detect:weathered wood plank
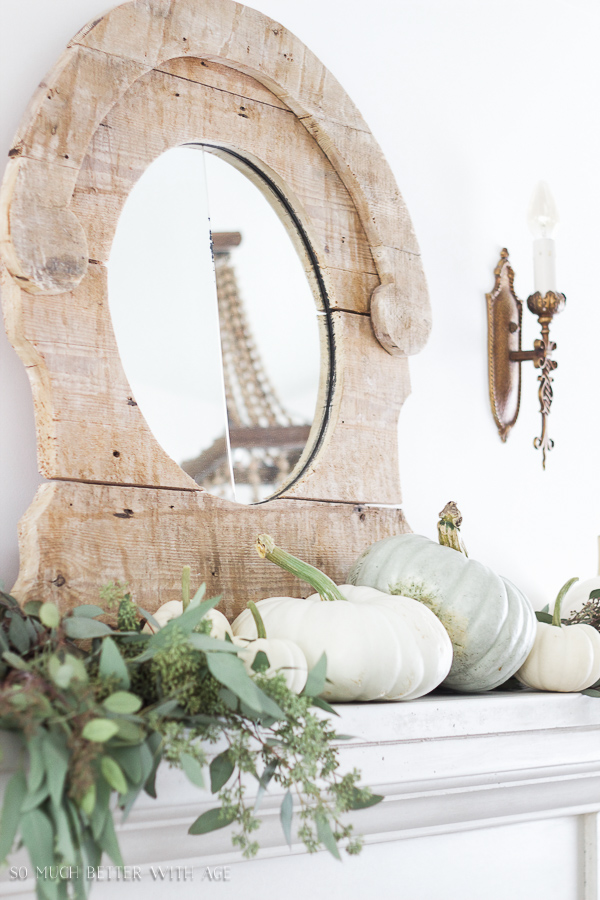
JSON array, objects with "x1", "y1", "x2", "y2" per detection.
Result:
[
  {"x1": 12, "y1": 482, "x2": 410, "y2": 619},
  {"x1": 71, "y1": 65, "x2": 378, "y2": 292},
  {"x1": 0, "y1": 0, "x2": 430, "y2": 610},
  {"x1": 2, "y1": 262, "x2": 199, "y2": 489},
  {"x1": 2, "y1": 0, "x2": 431, "y2": 358},
  {"x1": 157, "y1": 56, "x2": 291, "y2": 111},
  {"x1": 282, "y1": 310, "x2": 410, "y2": 504}
]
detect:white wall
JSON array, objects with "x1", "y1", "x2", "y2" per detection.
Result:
[{"x1": 1, "y1": 0, "x2": 599, "y2": 608}]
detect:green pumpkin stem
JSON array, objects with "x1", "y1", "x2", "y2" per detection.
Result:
[
  {"x1": 247, "y1": 600, "x2": 267, "y2": 639},
  {"x1": 256, "y1": 534, "x2": 347, "y2": 602},
  {"x1": 182, "y1": 565, "x2": 191, "y2": 610},
  {"x1": 552, "y1": 577, "x2": 579, "y2": 627},
  {"x1": 437, "y1": 502, "x2": 468, "y2": 557}
]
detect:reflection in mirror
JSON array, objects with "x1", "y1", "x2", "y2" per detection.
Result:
[{"x1": 107, "y1": 146, "x2": 322, "y2": 504}]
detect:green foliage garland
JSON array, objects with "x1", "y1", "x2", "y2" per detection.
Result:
[{"x1": 0, "y1": 584, "x2": 382, "y2": 899}]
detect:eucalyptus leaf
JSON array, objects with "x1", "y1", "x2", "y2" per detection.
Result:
[
  {"x1": 44, "y1": 731, "x2": 69, "y2": 808},
  {"x1": 251, "y1": 650, "x2": 270, "y2": 673},
  {"x1": 280, "y1": 790, "x2": 293, "y2": 847},
  {"x1": 535, "y1": 611, "x2": 554, "y2": 624},
  {"x1": 590, "y1": 589, "x2": 600, "y2": 600},
  {"x1": 143, "y1": 733, "x2": 163, "y2": 799},
  {"x1": 254, "y1": 758, "x2": 278, "y2": 811},
  {"x1": 210, "y1": 751, "x2": 234, "y2": 793},
  {"x1": 98, "y1": 809, "x2": 124, "y2": 867},
  {"x1": 103, "y1": 691, "x2": 142, "y2": 715},
  {"x1": 64, "y1": 617, "x2": 113, "y2": 639},
  {"x1": 302, "y1": 652, "x2": 328, "y2": 698},
  {"x1": 310, "y1": 696, "x2": 340, "y2": 716},
  {"x1": 90, "y1": 778, "x2": 111, "y2": 841},
  {"x1": 39, "y1": 602, "x2": 61, "y2": 629},
  {"x1": 189, "y1": 583, "x2": 206, "y2": 608},
  {"x1": 0, "y1": 591, "x2": 19, "y2": 608},
  {"x1": 21, "y1": 782, "x2": 50, "y2": 812},
  {"x1": 110, "y1": 746, "x2": 144, "y2": 785},
  {"x1": 181, "y1": 753, "x2": 205, "y2": 788},
  {"x1": 2, "y1": 650, "x2": 29, "y2": 671},
  {"x1": 20, "y1": 808, "x2": 57, "y2": 886},
  {"x1": 205, "y1": 652, "x2": 284, "y2": 719},
  {"x1": 188, "y1": 807, "x2": 236, "y2": 835},
  {"x1": 0, "y1": 770, "x2": 26, "y2": 863},
  {"x1": 80, "y1": 783, "x2": 96, "y2": 817},
  {"x1": 581, "y1": 688, "x2": 600, "y2": 698},
  {"x1": 82, "y1": 719, "x2": 120, "y2": 742},
  {"x1": 188, "y1": 633, "x2": 239, "y2": 653},
  {"x1": 114, "y1": 720, "x2": 146, "y2": 744},
  {"x1": 346, "y1": 787, "x2": 384, "y2": 810},
  {"x1": 8, "y1": 613, "x2": 31, "y2": 654},
  {"x1": 23, "y1": 600, "x2": 43, "y2": 617},
  {"x1": 315, "y1": 811, "x2": 341, "y2": 860},
  {"x1": 100, "y1": 756, "x2": 128, "y2": 794},
  {"x1": 27, "y1": 733, "x2": 46, "y2": 794},
  {"x1": 48, "y1": 800, "x2": 77, "y2": 864},
  {"x1": 71, "y1": 605, "x2": 106, "y2": 618},
  {"x1": 137, "y1": 607, "x2": 160, "y2": 632},
  {"x1": 218, "y1": 687, "x2": 239, "y2": 711},
  {"x1": 99, "y1": 636, "x2": 130, "y2": 689}
]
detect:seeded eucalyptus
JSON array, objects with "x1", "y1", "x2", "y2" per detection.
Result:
[{"x1": 0, "y1": 585, "x2": 379, "y2": 899}]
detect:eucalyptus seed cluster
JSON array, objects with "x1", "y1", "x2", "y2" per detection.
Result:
[
  {"x1": 150, "y1": 625, "x2": 225, "y2": 716},
  {"x1": 568, "y1": 598, "x2": 600, "y2": 630}
]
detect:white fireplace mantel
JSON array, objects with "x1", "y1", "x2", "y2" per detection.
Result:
[{"x1": 2, "y1": 691, "x2": 600, "y2": 900}]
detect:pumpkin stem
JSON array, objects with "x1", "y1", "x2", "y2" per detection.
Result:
[
  {"x1": 552, "y1": 577, "x2": 579, "y2": 627},
  {"x1": 256, "y1": 534, "x2": 347, "y2": 602},
  {"x1": 247, "y1": 600, "x2": 267, "y2": 639},
  {"x1": 437, "y1": 501, "x2": 468, "y2": 557},
  {"x1": 182, "y1": 565, "x2": 191, "y2": 610}
]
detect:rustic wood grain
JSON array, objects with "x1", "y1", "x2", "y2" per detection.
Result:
[
  {"x1": 1, "y1": 0, "x2": 431, "y2": 356},
  {"x1": 71, "y1": 65, "x2": 377, "y2": 296},
  {"x1": 13, "y1": 482, "x2": 410, "y2": 618},
  {"x1": 1, "y1": 0, "x2": 431, "y2": 609}
]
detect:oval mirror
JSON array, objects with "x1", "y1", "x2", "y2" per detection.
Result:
[{"x1": 107, "y1": 145, "x2": 323, "y2": 504}]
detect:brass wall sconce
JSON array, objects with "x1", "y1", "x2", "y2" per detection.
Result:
[{"x1": 486, "y1": 184, "x2": 565, "y2": 469}]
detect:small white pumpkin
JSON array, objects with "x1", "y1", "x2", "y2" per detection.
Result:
[
  {"x1": 234, "y1": 602, "x2": 308, "y2": 694},
  {"x1": 143, "y1": 600, "x2": 233, "y2": 641},
  {"x1": 516, "y1": 579, "x2": 600, "y2": 692},
  {"x1": 232, "y1": 535, "x2": 453, "y2": 703}
]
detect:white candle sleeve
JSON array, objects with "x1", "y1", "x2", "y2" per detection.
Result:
[{"x1": 532, "y1": 237, "x2": 557, "y2": 295}]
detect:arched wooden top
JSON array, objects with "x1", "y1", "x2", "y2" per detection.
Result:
[{"x1": 0, "y1": 0, "x2": 430, "y2": 357}]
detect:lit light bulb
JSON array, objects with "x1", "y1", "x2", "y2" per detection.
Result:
[
  {"x1": 527, "y1": 181, "x2": 559, "y2": 238},
  {"x1": 527, "y1": 182, "x2": 559, "y2": 294}
]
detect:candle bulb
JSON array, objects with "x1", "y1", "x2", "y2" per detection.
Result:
[{"x1": 527, "y1": 181, "x2": 559, "y2": 295}]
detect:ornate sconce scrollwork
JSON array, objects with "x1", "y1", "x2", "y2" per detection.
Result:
[{"x1": 486, "y1": 249, "x2": 565, "y2": 468}]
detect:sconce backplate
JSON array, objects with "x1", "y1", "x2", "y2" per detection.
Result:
[{"x1": 486, "y1": 249, "x2": 522, "y2": 441}]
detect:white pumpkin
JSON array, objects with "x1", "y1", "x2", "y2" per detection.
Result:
[
  {"x1": 233, "y1": 601, "x2": 308, "y2": 694},
  {"x1": 143, "y1": 601, "x2": 233, "y2": 641},
  {"x1": 516, "y1": 578, "x2": 600, "y2": 692},
  {"x1": 232, "y1": 535, "x2": 453, "y2": 703},
  {"x1": 235, "y1": 637, "x2": 308, "y2": 694},
  {"x1": 347, "y1": 503, "x2": 536, "y2": 693}
]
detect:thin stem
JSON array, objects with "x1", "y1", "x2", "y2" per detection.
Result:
[
  {"x1": 247, "y1": 602, "x2": 267, "y2": 639},
  {"x1": 552, "y1": 577, "x2": 579, "y2": 627},
  {"x1": 256, "y1": 535, "x2": 347, "y2": 602}
]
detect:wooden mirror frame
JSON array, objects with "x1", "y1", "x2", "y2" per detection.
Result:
[{"x1": 0, "y1": 0, "x2": 431, "y2": 618}]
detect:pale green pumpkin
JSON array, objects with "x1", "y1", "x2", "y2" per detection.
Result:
[{"x1": 347, "y1": 502, "x2": 536, "y2": 693}]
